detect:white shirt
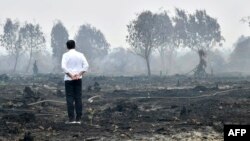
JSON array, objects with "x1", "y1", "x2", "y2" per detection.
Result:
[{"x1": 61, "y1": 49, "x2": 89, "y2": 81}]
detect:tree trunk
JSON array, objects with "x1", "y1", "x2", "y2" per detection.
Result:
[
  {"x1": 167, "y1": 50, "x2": 173, "y2": 75},
  {"x1": 53, "y1": 58, "x2": 60, "y2": 73},
  {"x1": 194, "y1": 49, "x2": 207, "y2": 78},
  {"x1": 145, "y1": 56, "x2": 151, "y2": 76},
  {"x1": 26, "y1": 48, "x2": 33, "y2": 73},
  {"x1": 160, "y1": 48, "x2": 166, "y2": 75},
  {"x1": 13, "y1": 53, "x2": 19, "y2": 73}
]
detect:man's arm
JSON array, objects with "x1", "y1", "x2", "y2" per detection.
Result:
[
  {"x1": 76, "y1": 54, "x2": 89, "y2": 79},
  {"x1": 65, "y1": 72, "x2": 75, "y2": 79},
  {"x1": 78, "y1": 71, "x2": 86, "y2": 76},
  {"x1": 62, "y1": 54, "x2": 75, "y2": 80}
]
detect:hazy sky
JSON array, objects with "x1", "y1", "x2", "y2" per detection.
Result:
[{"x1": 0, "y1": 0, "x2": 250, "y2": 49}]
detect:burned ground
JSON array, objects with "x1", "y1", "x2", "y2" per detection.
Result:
[{"x1": 0, "y1": 75, "x2": 249, "y2": 140}]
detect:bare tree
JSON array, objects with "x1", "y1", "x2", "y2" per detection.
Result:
[
  {"x1": 127, "y1": 11, "x2": 162, "y2": 76},
  {"x1": 75, "y1": 24, "x2": 109, "y2": 72},
  {"x1": 19, "y1": 23, "x2": 46, "y2": 73},
  {"x1": 173, "y1": 9, "x2": 189, "y2": 49},
  {"x1": 154, "y1": 12, "x2": 174, "y2": 75},
  {"x1": 51, "y1": 21, "x2": 69, "y2": 72},
  {"x1": 173, "y1": 9, "x2": 223, "y2": 78},
  {"x1": 187, "y1": 10, "x2": 224, "y2": 78},
  {"x1": 0, "y1": 19, "x2": 22, "y2": 72},
  {"x1": 229, "y1": 36, "x2": 250, "y2": 71}
]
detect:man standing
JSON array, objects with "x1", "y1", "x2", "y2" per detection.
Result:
[{"x1": 61, "y1": 40, "x2": 89, "y2": 124}]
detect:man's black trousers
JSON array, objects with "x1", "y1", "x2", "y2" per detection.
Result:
[{"x1": 65, "y1": 79, "x2": 82, "y2": 120}]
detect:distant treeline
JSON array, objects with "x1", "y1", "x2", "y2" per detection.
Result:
[{"x1": 0, "y1": 8, "x2": 249, "y2": 76}]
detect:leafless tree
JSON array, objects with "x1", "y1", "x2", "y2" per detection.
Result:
[
  {"x1": 19, "y1": 23, "x2": 46, "y2": 73},
  {"x1": 0, "y1": 19, "x2": 23, "y2": 72},
  {"x1": 127, "y1": 11, "x2": 164, "y2": 76}
]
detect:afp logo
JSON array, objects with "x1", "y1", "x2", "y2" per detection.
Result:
[{"x1": 224, "y1": 125, "x2": 249, "y2": 141}]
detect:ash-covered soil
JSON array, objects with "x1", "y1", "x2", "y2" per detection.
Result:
[{"x1": 0, "y1": 74, "x2": 249, "y2": 141}]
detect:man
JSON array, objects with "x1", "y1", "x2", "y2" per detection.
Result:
[{"x1": 61, "y1": 40, "x2": 89, "y2": 124}]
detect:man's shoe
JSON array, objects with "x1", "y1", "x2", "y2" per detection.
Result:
[
  {"x1": 75, "y1": 120, "x2": 81, "y2": 124},
  {"x1": 75, "y1": 117, "x2": 81, "y2": 124},
  {"x1": 75, "y1": 118, "x2": 81, "y2": 124},
  {"x1": 76, "y1": 116, "x2": 82, "y2": 124},
  {"x1": 65, "y1": 119, "x2": 76, "y2": 124}
]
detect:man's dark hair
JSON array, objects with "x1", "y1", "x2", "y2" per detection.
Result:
[{"x1": 66, "y1": 40, "x2": 76, "y2": 49}]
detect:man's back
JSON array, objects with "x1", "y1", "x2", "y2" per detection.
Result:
[{"x1": 61, "y1": 49, "x2": 89, "y2": 81}]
